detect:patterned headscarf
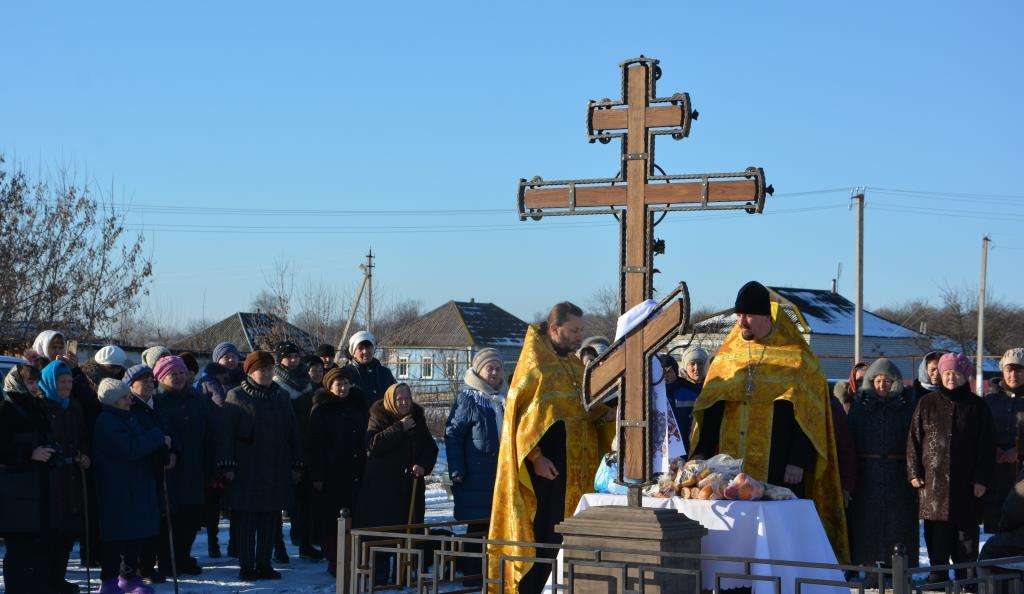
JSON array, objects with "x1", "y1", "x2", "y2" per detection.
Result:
[{"x1": 383, "y1": 382, "x2": 411, "y2": 417}]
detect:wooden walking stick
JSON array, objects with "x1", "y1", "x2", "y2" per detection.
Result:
[
  {"x1": 161, "y1": 473, "x2": 180, "y2": 594},
  {"x1": 79, "y1": 464, "x2": 92, "y2": 593},
  {"x1": 403, "y1": 474, "x2": 420, "y2": 587}
]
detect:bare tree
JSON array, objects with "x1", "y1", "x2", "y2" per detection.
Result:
[
  {"x1": 294, "y1": 278, "x2": 344, "y2": 347},
  {"x1": 0, "y1": 157, "x2": 153, "y2": 342},
  {"x1": 876, "y1": 286, "x2": 1024, "y2": 358}
]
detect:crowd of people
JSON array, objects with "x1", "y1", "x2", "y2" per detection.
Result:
[
  {"x1": 3, "y1": 284, "x2": 1024, "y2": 594},
  {"x1": 0, "y1": 329, "x2": 432, "y2": 594}
]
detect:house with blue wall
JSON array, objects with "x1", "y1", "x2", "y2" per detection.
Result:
[{"x1": 379, "y1": 300, "x2": 528, "y2": 395}]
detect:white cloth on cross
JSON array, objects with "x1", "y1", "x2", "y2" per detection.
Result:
[{"x1": 613, "y1": 299, "x2": 687, "y2": 474}]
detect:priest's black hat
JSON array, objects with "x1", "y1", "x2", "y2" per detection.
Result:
[{"x1": 735, "y1": 281, "x2": 771, "y2": 316}]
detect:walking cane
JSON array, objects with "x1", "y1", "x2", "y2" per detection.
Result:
[
  {"x1": 402, "y1": 475, "x2": 420, "y2": 587},
  {"x1": 161, "y1": 473, "x2": 180, "y2": 594},
  {"x1": 79, "y1": 464, "x2": 92, "y2": 593}
]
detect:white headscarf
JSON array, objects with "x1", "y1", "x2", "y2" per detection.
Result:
[
  {"x1": 32, "y1": 330, "x2": 65, "y2": 359},
  {"x1": 614, "y1": 300, "x2": 687, "y2": 473},
  {"x1": 348, "y1": 330, "x2": 376, "y2": 357}
]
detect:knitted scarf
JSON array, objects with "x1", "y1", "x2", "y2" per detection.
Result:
[
  {"x1": 273, "y1": 363, "x2": 310, "y2": 400},
  {"x1": 240, "y1": 378, "x2": 280, "y2": 400}
]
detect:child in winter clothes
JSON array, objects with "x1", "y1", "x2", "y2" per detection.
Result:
[{"x1": 92, "y1": 378, "x2": 170, "y2": 594}]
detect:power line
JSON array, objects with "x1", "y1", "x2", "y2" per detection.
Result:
[
  {"x1": 867, "y1": 186, "x2": 1024, "y2": 200},
  {"x1": 126, "y1": 202, "x2": 850, "y2": 235},
  {"x1": 100, "y1": 187, "x2": 854, "y2": 219}
]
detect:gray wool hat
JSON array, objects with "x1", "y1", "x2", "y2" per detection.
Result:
[
  {"x1": 97, "y1": 377, "x2": 130, "y2": 406},
  {"x1": 860, "y1": 357, "x2": 903, "y2": 396},
  {"x1": 680, "y1": 346, "x2": 709, "y2": 367}
]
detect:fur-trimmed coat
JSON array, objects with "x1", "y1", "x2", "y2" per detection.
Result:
[{"x1": 353, "y1": 400, "x2": 437, "y2": 529}]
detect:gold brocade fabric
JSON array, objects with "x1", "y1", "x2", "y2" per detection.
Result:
[
  {"x1": 690, "y1": 302, "x2": 849, "y2": 563},
  {"x1": 487, "y1": 325, "x2": 600, "y2": 593}
]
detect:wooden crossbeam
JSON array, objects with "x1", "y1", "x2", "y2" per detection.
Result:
[{"x1": 521, "y1": 172, "x2": 766, "y2": 211}]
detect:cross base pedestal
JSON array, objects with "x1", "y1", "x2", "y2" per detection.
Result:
[{"x1": 555, "y1": 504, "x2": 707, "y2": 594}]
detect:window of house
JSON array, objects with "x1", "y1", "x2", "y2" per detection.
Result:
[
  {"x1": 445, "y1": 357, "x2": 457, "y2": 378},
  {"x1": 422, "y1": 356, "x2": 433, "y2": 379},
  {"x1": 397, "y1": 356, "x2": 409, "y2": 379}
]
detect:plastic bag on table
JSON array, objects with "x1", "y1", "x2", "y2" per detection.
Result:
[
  {"x1": 723, "y1": 472, "x2": 766, "y2": 501},
  {"x1": 762, "y1": 483, "x2": 797, "y2": 500},
  {"x1": 704, "y1": 453, "x2": 743, "y2": 476},
  {"x1": 593, "y1": 454, "x2": 628, "y2": 495}
]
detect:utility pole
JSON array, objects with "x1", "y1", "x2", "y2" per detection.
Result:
[
  {"x1": 853, "y1": 189, "x2": 865, "y2": 365},
  {"x1": 337, "y1": 249, "x2": 376, "y2": 356},
  {"x1": 361, "y1": 249, "x2": 374, "y2": 336},
  {"x1": 977, "y1": 234, "x2": 990, "y2": 394}
]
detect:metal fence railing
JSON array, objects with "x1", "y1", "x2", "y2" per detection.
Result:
[{"x1": 334, "y1": 511, "x2": 1024, "y2": 594}]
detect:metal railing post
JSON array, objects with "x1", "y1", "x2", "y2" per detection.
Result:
[
  {"x1": 337, "y1": 508, "x2": 350, "y2": 594},
  {"x1": 892, "y1": 544, "x2": 909, "y2": 594}
]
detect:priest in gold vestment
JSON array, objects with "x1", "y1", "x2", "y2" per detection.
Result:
[
  {"x1": 691, "y1": 281, "x2": 849, "y2": 563},
  {"x1": 488, "y1": 302, "x2": 603, "y2": 594}
]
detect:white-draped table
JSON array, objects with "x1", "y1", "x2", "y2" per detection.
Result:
[{"x1": 545, "y1": 493, "x2": 846, "y2": 594}]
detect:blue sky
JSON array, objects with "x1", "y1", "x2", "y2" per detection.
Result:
[{"x1": 3, "y1": 1, "x2": 1022, "y2": 328}]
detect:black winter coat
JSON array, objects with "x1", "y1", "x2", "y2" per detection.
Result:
[
  {"x1": 983, "y1": 380, "x2": 1024, "y2": 531},
  {"x1": 353, "y1": 400, "x2": 437, "y2": 529},
  {"x1": 155, "y1": 386, "x2": 214, "y2": 507},
  {"x1": 130, "y1": 396, "x2": 170, "y2": 477},
  {"x1": 218, "y1": 380, "x2": 301, "y2": 512},
  {"x1": 344, "y1": 359, "x2": 396, "y2": 404},
  {"x1": 0, "y1": 391, "x2": 86, "y2": 535},
  {"x1": 308, "y1": 388, "x2": 368, "y2": 541},
  {"x1": 847, "y1": 389, "x2": 918, "y2": 566},
  {"x1": 908, "y1": 385, "x2": 996, "y2": 528}
]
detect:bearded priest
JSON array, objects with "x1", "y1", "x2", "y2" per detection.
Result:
[
  {"x1": 488, "y1": 301, "x2": 607, "y2": 594},
  {"x1": 690, "y1": 281, "x2": 849, "y2": 563}
]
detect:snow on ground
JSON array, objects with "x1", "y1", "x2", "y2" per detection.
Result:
[
  {"x1": 0, "y1": 443, "x2": 454, "y2": 594},
  {"x1": 0, "y1": 441, "x2": 998, "y2": 592}
]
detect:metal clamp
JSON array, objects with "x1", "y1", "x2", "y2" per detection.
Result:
[
  {"x1": 622, "y1": 266, "x2": 648, "y2": 274},
  {"x1": 623, "y1": 153, "x2": 648, "y2": 161}
]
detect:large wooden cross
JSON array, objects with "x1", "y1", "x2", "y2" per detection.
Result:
[{"x1": 517, "y1": 56, "x2": 772, "y2": 497}]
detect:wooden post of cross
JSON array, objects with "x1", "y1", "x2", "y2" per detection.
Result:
[{"x1": 517, "y1": 56, "x2": 772, "y2": 503}]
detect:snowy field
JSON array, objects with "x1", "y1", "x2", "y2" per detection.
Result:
[{"x1": 0, "y1": 441, "x2": 997, "y2": 592}]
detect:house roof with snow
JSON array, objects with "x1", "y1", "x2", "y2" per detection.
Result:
[
  {"x1": 383, "y1": 300, "x2": 528, "y2": 349},
  {"x1": 694, "y1": 287, "x2": 925, "y2": 339},
  {"x1": 173, "y1": 312, "x2": 317, "y2": 354}
]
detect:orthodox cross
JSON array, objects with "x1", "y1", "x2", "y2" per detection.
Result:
[{"x1": 516, "y1": 56, "x2": 772, "y2": 500}]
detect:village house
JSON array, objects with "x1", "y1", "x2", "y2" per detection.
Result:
[{"x1": 379, "y1": 299, "x2": 528, "y2": 395}]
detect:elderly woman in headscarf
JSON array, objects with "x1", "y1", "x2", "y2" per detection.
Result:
[
  {"x1": 1, "y1": 363, "x2": 88, "y2": 594},
  {"x1": 445, "y1": 349, "x2": 506, "y2": 523},
  {"x1": 845, "y1": 358, "x2": 918, "y2": 580},
  {"x1": 909, "y1": 353, "x2": 996, "y2": 583},
  {"x1": 355, "y1": 382, "x2": 438, "y2": 584},
  {"x1": 343, "y1": 331, "x2": 396, "y2": 403}
]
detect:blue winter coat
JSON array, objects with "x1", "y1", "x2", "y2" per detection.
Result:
[
  {"x1": 666, "y1": 378, "x2": 701, "y2": 452},
  {"x1": 443, "y1": 388, "x2": 502, "y2": 521},
  {"x1": 92, "y1": 405, "x2": 167, "y2": 542}
]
